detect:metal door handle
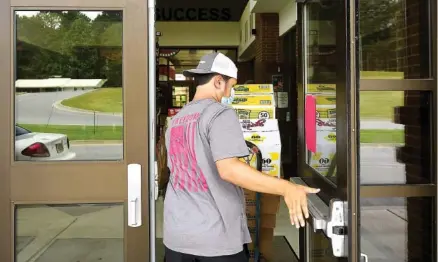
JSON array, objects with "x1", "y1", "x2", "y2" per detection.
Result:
[
  {"x1": 128, "y1": 163, "x2": 142, "y2": 227},
  {"x1": 292, "y1": 177, "x2": 348, "y2": 258}
]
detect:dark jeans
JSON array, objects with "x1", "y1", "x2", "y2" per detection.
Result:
[{"x1": 165, "y1": 245, "x2": 249, "y2": 262}]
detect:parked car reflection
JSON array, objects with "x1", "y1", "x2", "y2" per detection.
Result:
[{"x1": 15, "y1": 125, "x2": 76, "y2": 161}]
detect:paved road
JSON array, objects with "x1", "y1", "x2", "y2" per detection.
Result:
[
  {"x1": 71, "y1": 143, "x2": 405, "y2": 185},
  {"x1": 360, "y1": 120, "x2": 404, "y2": 130},
  {"x1": 16, "y1": 91, "x2": 122, "y2": 126},
  {"x1": 17, "y1": 91, "x2": 402, "y2": 129},
  {"x1": 71, "y1": 144, "x2": 123, "y2": 161},
  {"x1": 70, "y1": 143, "x2": 406, "y2": 207}
]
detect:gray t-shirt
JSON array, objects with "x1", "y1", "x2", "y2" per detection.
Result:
[{"x1": 163, "y1": 99, "x2": 252, "y2": 257}]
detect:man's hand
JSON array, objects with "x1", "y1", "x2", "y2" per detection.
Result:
[{"x1": 283, "y1": 183, "x2": 320, "y2": 228}]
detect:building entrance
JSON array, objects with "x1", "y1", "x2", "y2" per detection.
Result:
[{"x1": 0, "y1": 0, "x2": 436, "y2": 261}]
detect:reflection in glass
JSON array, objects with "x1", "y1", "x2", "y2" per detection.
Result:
[
  {"x1": 158, "y1": 57, "x2": 172, "y2": 81},
  {"x1": 172, "y1": 86, "x2": 189, "y2": 107},
  {"x1": 170, "y1": 49, "x2": 215, "y2": 66},
  {"x1": 308, "y1": 226, "x2": 338, "y2": 262},
  {"x1": 15, "y1": 204, "x2": 123, "y2": 262},
  {"x1": 304, "y1": 2, "x2": 340, "y2": 183},
  {"x1": 15, "y1": 11, "x2": 123, "y2": 161},
  {"x1": 359, "y1": 0, "x2": 430, "y2": 79},
  {"x1": 158, "y1": 49, "x2": 237, "y2": 82},
  {"x1": 361, "y1": 197, "x2": 434, "y2": 261},
  {"x1": 359, "y1": 91, "x2": 432, "y2": 184}
]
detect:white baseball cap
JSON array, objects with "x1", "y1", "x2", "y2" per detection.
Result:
[{"x1": 183, "y1": 52, "x2": 238, "y2": 79}]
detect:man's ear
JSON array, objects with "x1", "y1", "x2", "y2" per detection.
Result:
[{"x1": 212, "y1": 75, "x2": 221, "y2": 89}]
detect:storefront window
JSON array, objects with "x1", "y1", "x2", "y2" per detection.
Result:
[
  {"x1": 304, "y1": 2, "x2": 340, "y2": 184},
  {"x1": 359, "y1": 90, "x2": 432, "y2": 184},
  {"x1": 361, "y1": 197, "x2": 434, "y2": 261},
  {"x1": 15, "y1": 10, "x2": 124, "y2": 161},
  {"x1": 359, "y1": 0, "x2": 430, "y2": 79}
]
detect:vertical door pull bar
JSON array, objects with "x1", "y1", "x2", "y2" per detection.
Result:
[{"x1": 128, "y1": 163, "x2": 142, "y2": 227}]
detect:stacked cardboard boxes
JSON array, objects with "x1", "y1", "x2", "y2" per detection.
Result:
[
  {"x1": 245, "y1": 189, "x2": 280, "y2": 261},
  {"x1": 305, "y1": 84, "x2": 336, "y2": 176},
  {"x1": 232, "y1": 84, "x2": 282, "y2": 261},
  {"x1": 232, "y1": 84, "x2": 276, "y2": 120},
  {"x1": 240, "y1": 119, "x2": 282, "y2": 179}
]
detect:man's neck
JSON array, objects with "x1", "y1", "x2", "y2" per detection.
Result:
[{"x1": 192, "y1": 88, "x2": 219, "y2": 102}]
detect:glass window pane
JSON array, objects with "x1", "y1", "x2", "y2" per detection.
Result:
[
  {"x1": 308, "y1": 226, "x2": 338, "y2": 262},
  {"x1": 15, "y1": 203, "x2": 123, "y2": 261},
  {"x1": 361, "y1": 197, "x2": 434, "y2": 261},
  {"x1": 359, "y1": 0, "x2": 430, "y2": 79},
  {"x1": 359, "y1": 91, "x2": 432, "y2": 184},
  {"x1": 171, "y1": 49, "x2": 215, "y2": 66},
  {"x1": 304, "y1": 2, "x2": 341, "y2": 184},
  {"x1": 15, "y1": 11, "x2": 123, "y2": 161},
  {"x1": 172, "y1": 86, "x2": 189, "y2": 107}
]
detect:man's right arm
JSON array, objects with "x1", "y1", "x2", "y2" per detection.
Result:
[
  {"x1": 216, "y1": 158, "x2": 319, "y2": 228},
  {"x1": 207, "y1": 107, "x2": 319, "y2": 228}
]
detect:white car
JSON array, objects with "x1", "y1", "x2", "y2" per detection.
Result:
[{"x1": 15, "y1": 125, "x2": 76, "y2": 161}]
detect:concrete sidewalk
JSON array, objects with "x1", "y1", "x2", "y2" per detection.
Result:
[
  {"x1": 16, "y1": 199, "x2": 407, "y2": 262},
  {"x1": 16, "y1": 204, "x2": 123, "y2": 262}
]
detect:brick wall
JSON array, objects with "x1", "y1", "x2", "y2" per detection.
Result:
[
  {"x1": 254, "y1": 13, "x2": 280, "y2": 83},
  {"x1": 390, "y1": 0, "x2": 433, "y2": 260}
]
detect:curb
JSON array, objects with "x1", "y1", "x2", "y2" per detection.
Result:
[
  {"x1": 71, "y1": 140, "x2": 122, "y2": 145},
  {"x1": 360, "y1": 143, "x2": 403, "y2": 147}
]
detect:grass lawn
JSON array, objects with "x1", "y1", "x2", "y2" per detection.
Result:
[
  {"x1": 360, "y1": 129, "x2": 404, "y2": 144},
  {"x1": 360, "y1": 91, "x2": 403, "y2": 119},
  {"x1": 19, "y1": 124, "x2": 122, "y2": 141},
  {"x1": 61, "y1": 88, "x2": 122, "y2": 113},
  {"x1": 62, "y1": 88, "x2": 402, "y2": 121},
  {"x1": 19, "y1": 124, "x2": 403, "y2": 144}
]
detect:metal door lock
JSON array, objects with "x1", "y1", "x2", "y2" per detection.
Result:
[
  {"x1": 292, "y1": 178, "x2": 368, "y2": 260},
  {"x1": 316, "y1": 199, "x2": 348, "y2": 257},
  {"x1": 306, "y1": 193, "x2": 348, "y2": 257}
]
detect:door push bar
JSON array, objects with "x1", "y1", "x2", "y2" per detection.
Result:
[{"x1": 291, "y1": 178, "x2": 368, "y2": 261}]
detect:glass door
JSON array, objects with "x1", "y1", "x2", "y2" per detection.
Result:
[
  {"x1": 297, "y1": 0, "x2": 361, "y2": 261},
  {"x1": 0, "y1": 0, "x2": 151, "y2": 261}
]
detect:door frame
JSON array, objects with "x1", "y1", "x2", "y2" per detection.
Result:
[
  {"x1": 296, "y1": 0, "x2": 360, "y2": 260},
  {"x1": 297, "y1": 0, "x2": 437, "y2": 261},
  {"x1": 0, "y1": 0, "x2": 151, "y2": 261}
]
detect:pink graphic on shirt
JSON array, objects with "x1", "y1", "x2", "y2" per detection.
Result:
[{"x1": 168, "y1": 113, "x2": 208, "y2": 192}]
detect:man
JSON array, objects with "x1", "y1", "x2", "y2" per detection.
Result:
[{"x1": 164, "y1": 52, "x2": 319, "y2": 262}]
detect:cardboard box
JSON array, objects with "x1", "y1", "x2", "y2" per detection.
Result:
[
  {"x1": 246, "y1": 195, "x2": 281, "y2": 215},
  {"x1": 309, "y1": 143, "x2": 336, "y2": 176},
  {"x1": 233, "y1": 106, "x2": 276, "y2": 120},
  {"x1": 240, "y1": 119, "x2": 282, "y2": 178},
  {"x1": 245, "y1": 189, "x2": 281, "y2": 217},
  {"x1": 306, "y1": 83, "x2": 336, "y2": 93},
  {"x1": 247, "y1": 215, "x2": 277, "y2": 229},
  {"x1": 232, "y1": 94, "x2": 276, "y2": 107},
  {"x1": 308, "y1": 94, "x2": 337, "y2": 176},
  {"x1": 231, "y1": 84, "x2": 276, "y2": 120},
  {"x1": 247, "y1": 228, "x2": 275, "y2": 262},
  {"x1": 233, "y1": 84, "x2": 274, "y2": 94}
]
